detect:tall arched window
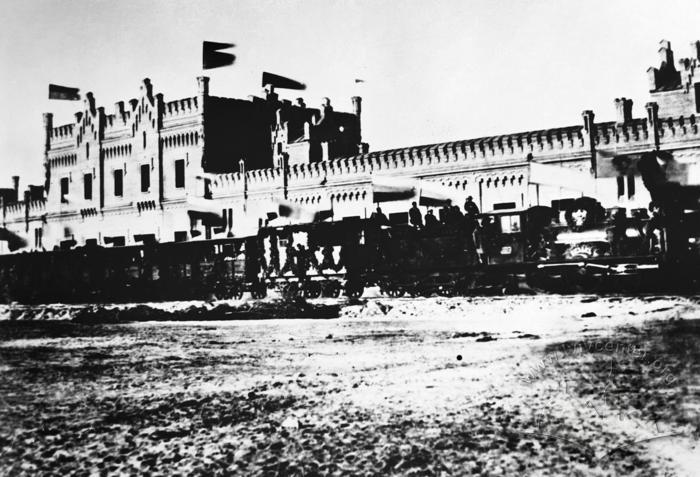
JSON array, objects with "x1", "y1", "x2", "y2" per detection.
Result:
[
  {"x1": 143, "y1": 131, "x2": 147, "y2": 149},
  {"x1": 85, "y1": 142, "x2": 90, "y2": 159}
]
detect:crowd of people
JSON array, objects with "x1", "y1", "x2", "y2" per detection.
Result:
[{"x1": 371, "y1": 196, "x2": 482, "y2": 231}]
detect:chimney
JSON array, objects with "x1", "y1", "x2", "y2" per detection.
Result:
[
  {"x1": 12, "y1": 176, "x2": 19, "y2": 200},
  {"x1": 129, "y1": 98, "x2": 138, "y2": 111},
  {"x1": 43, "y1": 113, "x2": 53, "y2": 152},
  {"x1": 295, "y1": 98, "x2": 306, "y2": 108},
  {"x1": 614, "y1": 98, "x2": 633, "y2": 124},
  {"x1": 646, "y1": 101, "x2": 659, "y2": 125},
  {"x1": 658, "y1": 40, "x2": 676, "y2": 70},
  {"x1": 196, "y1": 76, "x2": 209, "y2": 96},
  {"x1": 85, "y1": 92, "x2": 96, "y2": 115},
  {"x1": 351, "y1": 96, "x2": 362, "y2": 118},
  {"x1": 141, "y1": 78, "x2": 153, "y2": 100},
  {"x1": 582, "y1": 110, "x2": 595, "y2": 133}
]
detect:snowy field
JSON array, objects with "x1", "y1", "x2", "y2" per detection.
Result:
[{"x1": 0, "y1": 294, "x2": 699, "y2": 476}]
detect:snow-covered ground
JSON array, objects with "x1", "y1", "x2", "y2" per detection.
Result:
[{"x1": 0, "y1": 294, "x2": 698, "y2": 475}]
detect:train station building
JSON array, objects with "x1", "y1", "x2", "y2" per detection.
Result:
[{"x1": 2, "y1": 40, "x2": 700, "y2": 253}]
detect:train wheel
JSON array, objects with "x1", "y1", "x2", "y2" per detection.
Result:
[
  {"x1": 332, "y1": 282, "x2": 342, "y2": 297},
  {"x1": 304, "y1": 282, "x2": 322, "y2": 299},
  {"x1": 283, "y1": 282, "x2": 300, "y2": 299},
  {"x1": 345, "y1": 282, "x2": 364, "y2": 299},
  {"x1": 322, "y1": 281, "x2": 341, "y2": 298},
  {"x1": 232, "y1": 288, "x2": 244, "y2": 300},
  {"x1": 386, "y1": 287, "x2": 404, "y2": 298},
  {"x1": 437, "y1": 284, "x2": 456, "y2": 297},
  {"x1": 251, "y1": 283, "x2": 267, "y2": 299}
]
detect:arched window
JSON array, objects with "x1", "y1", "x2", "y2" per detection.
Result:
[
  {"x1": 85, "y1": 142, "x2": 90, "y2": 159},
  {"x1": 143, "y1": 131, "x2": 147, "y2": 149}
]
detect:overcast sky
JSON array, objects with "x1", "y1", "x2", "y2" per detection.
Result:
[{"x1": 1, "y1": 0, "x2": 699, "y2": 187}]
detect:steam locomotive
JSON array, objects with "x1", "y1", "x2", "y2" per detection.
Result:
[{"x1": 1, "y1": 195, "x2": 699, "y2": 304}]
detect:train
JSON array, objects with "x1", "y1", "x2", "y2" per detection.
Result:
[{"x1": 1, "y1": 193, "x2": 699, "y2": 304}]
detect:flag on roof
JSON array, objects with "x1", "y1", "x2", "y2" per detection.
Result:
[
  {"x1": 49, "y1": 84, "x2": 80, "y2": 101},
  {"x1": 262, "y1": 72, "x2": 306, "y2": 90},
  {"x1": 203, "y1": 41, "x2": 236, "y2": 70}
]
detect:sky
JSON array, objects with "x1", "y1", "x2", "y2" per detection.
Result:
[{"x1": 1, "y1": 0, "x2": 699, "y2": 187}]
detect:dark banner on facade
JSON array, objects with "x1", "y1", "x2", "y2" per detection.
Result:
[{"x1": 595, "y1": 150, "x2": 643, "y2": 178}]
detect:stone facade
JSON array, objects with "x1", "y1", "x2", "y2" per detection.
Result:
[{"x1": 2, "y1": 40, "x2": 700, "y2": 254}]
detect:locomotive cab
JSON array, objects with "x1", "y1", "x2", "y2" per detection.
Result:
[{"x1": 478, "y1": 209, "x2": 532, "y2": 265}]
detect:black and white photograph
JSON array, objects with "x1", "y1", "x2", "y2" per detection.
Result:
[{"x1": 1, "y1": 0, "x2": 699, "y2": 475}]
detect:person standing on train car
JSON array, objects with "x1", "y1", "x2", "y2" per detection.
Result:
[
  {"x1": 425, "y1": 209, "x2": 439, "y2": 231},
  {"x1": 610, "y1": 209, "x2": 628, "y2": 256},
  {"x1": 409, "y1": 202, "x2": 423, "y2": 229},
  {"x1": 646, "y1": 201, "x2": 665, "y2": 253},
  {"x1": 371, "y1": 206, "x2": 389, "y2": 225},
  {"x1": 320, "y1": 245, "x2": 336, "y2": 272},
  {"x1": 464, "y1": 196, "x2": 480, "y2": 217},
  {"x1": 295, "y1": 244, "x2": 309, "y2": 278},
  {"x1": 280, "y1": 242, "x2": 296, "y2": 275}
]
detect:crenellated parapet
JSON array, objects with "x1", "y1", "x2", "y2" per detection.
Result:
[
  {"x1": 4, "y1": 201, "x2": 25, "y2": 219},
  {"x1": 595, "y1": 118, "x2": 650, "y2": 146},
  {"x1": 163, "y1": 97, "x2": 200, "y2": 120},
  {"x1": 27, "y1": 199, "x2": 46, "y2": 214},
  {"x1": 657, "y1": 113, "x2": 700, "y2": 146}
]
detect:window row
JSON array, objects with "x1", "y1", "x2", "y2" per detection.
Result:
[{"x1": 59, "y1": 159, "x2": 186, "y2": 202}]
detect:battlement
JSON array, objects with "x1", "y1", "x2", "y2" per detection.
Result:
[
  {"x1": 163, "y1": 97, "x2": 199, "y2": 119},
  {"x1": 657, "y1": 113, "x2": 700, "y2": 145},
  {"x1": 594, "y1": 118, "x2": 650, "y2": 146},
  {"x1": 50, "y1": 124, "x2": 75, "y2": 148},
  {"x1": 28, "y1": 199, "x2": 46, "y2": 213},
  {"x1": 1, "y1": 198, "x2": 46, "y2": 227}
]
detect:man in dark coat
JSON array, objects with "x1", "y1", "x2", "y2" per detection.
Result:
[
  {"x1": 409, "y1": 202, "x2": 423, "y2": 228},
  {"x1": 464, "y1": 196, "x2": 480, "y2": 217},
  {"x1": 425, "y1": 209, "x2": 439, "y2": 230}
]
